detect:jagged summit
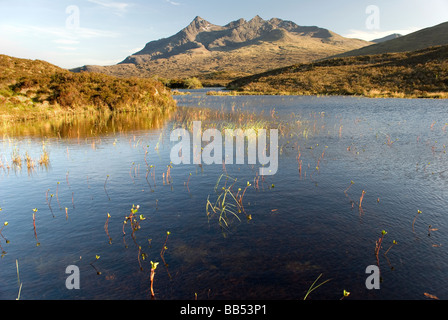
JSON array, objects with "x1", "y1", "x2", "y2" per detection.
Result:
[
  {"x1": 75, "y1": 16, "x2": 371, "y2": 81},
  {"x1": 121, "y1": 15, "x2": 352, "y2": 64}
]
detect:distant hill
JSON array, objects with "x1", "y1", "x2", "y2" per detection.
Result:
[
  {"x1": 0, "y1": 54, "x2": 176, "y2": 119},
  {"x1": 372, "y1": 33, "x2": 402, "y2": 43},
  {"x1": 72, "y1": 16, "x2": 371, "y2": 85},
  {"x1": 335, "y1": 21, "x2": 448, "y2": 58},
  {"x1": 227, "y1": 45, "x2": 448, "y2": 98}
]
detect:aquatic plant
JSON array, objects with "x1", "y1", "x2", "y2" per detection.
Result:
[
  {"x1": 150, "y1": 261, "x2": 159, "y2": 299},
  {"x1": 104, "y1": 213, "x2": 112, "y2": 244},
  {"x1": 104, "y1": 175, "x2": 110, "y2": 201},
  {"x1": 122, "y1": 204, "x2": 141, "y2": 236},
  {"x1": 46, "y1": 190, "x2": 55, "y2": 218},
  {"x1": 160, "y1": 231, "x2": 170, "y2": 260},
  {"x1": 303, "y1": 273, "x2": 331, "y2": 300},
  {"x1": 56, "y1": 182, "x2": 61, "y2": 210},
  {"x1": 32, "y1": 208, "x2": 40, "y2": 246},
  {"x1": 374, "y1": 230, "x2": 387, "y2": 262},
  {"x1": 38, "y1": 149, "x2": 50, "y2": 168},
  {"x1": 11, "y1": 148, "x2": 22, "y2": 169},
  {"x1": 15, "y1": 259, "x2": 22, "y2": 300},
  {"x1": 206, "y1": 174, "x2": 249, "y2": 230},
  {"x1": 90, "y1": 255, "x2": 101, "y2": 275},
  {"x1": 340, "y1": 290, "x2": 351, "y2": 300},
  {"x1": 384, "y1": 240, "x2": 397, "y2": 256},
  {"x1": 0, "y1": 219, "x2": 9, "y2": 256},
  {"x1": 412, "y1": 210, "x2": 422, "y2": 232},
  {"x1": 344, "y1": 180, "x2": 355, "y2": 194},
  {"x1": 428, "y1": 225, "x2": 438, "y2": 237},
  {"x1": 359, "y1": 190, "x2": 366, "y2": 209},
  {"x1": 25, "y1": 152, "x2": 35, "y2": 173}
]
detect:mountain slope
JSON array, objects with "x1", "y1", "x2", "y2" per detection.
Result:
[
  {"x1": 335, "y1": 21, "x2": 448, "y2": 58},
  {"x1": 0, "y1": 54, "x2": 176, "y2": 119},
  {"x1": 73, "y1": 16, "x2": 371, "y2": 84},
  {"x1": 227, "y1": 45, "x2": 448, "y2": 98}
]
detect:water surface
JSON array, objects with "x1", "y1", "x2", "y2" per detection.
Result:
[{"x1": 1, "y1": 92, "x2": 447, "y2": 300}]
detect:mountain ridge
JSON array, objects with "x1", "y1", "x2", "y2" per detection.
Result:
[
  {"x1": 334, "y1": 21, "x2": 448, "y2": 58},
  {"x1": 72, "y1": 16, "x2": 372, "y2": 84}
]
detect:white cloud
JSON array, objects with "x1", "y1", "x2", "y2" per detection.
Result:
[
  {"x1": 343, "y1": 27, "x2": 420, "y2": 41},
  {"x1": 57, "y1": 46, "x2": 78, "y2": 51},
  {"x1": 53, "y1": 39, "x2": 80, "y2": 45},
  {"x1": 87, "y1": 0, "x2": 131, "y2": 14},
  {"x1": 165, "y1": 0, "x2": 181, "y2": 5},
  {"x1": 0, "y1": 24, "x2": 120, "y2": 41}
]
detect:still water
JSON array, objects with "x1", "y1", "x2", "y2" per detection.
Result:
[{"x1": 1, "y1": 91, "x2": 447, "y2": 300}]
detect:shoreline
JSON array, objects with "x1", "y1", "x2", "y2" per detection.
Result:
[{"x1": 206, "y1": 89, "x2": 448, "y2": 99}]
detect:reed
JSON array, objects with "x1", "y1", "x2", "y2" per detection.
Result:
[
  {"x1": 206, "y1": 174, "x2": 249, "y2": 230},
  {"x1": 11, "y1": 148, "x2": 21, "y2": 169},
  {"x1": 15, "y1": 259, "x2": 22, "y2": 300},
  {"x1": 303, "y1": 273, "x2": 331, "y2": 300},
  {"x1": 38, "y1": 149, "x2": 50, "y2": 167},
  {"x1": 25, "y1": 152, "x2": 35, "y2": 172}
]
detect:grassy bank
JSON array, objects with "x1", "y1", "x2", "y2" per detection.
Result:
[
  {"x1": 227, "y1": 45, "x2": 448, "y2": 99},
  {"x1": 0, "y1": 54, "x2": 177, "y2": 121}
]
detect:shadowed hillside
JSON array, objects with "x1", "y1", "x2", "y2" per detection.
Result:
[
  {"x1": 227, "y1": 45, "x2": 448, "y2": 98},
  {"x1": 334, "y1": 21, "x2": 448, "y2": 58}
]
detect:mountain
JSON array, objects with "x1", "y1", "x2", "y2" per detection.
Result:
[
  {"x1": 372, "y1": 33, "x2": 402, "y2": 43},
  {"x1": 334, "y1": 21, "x2": 448, "y2": 58},
  {"x1": 227, "y1": 44, "x2": 448, "y2": 99},
  {"x1": 73, "y1": 16, "x2": 371, "y2": 85}
]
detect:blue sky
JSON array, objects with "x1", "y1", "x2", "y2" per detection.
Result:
[{"x1": 1, "y1": 0, "x2": 447, "y2": 69}]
